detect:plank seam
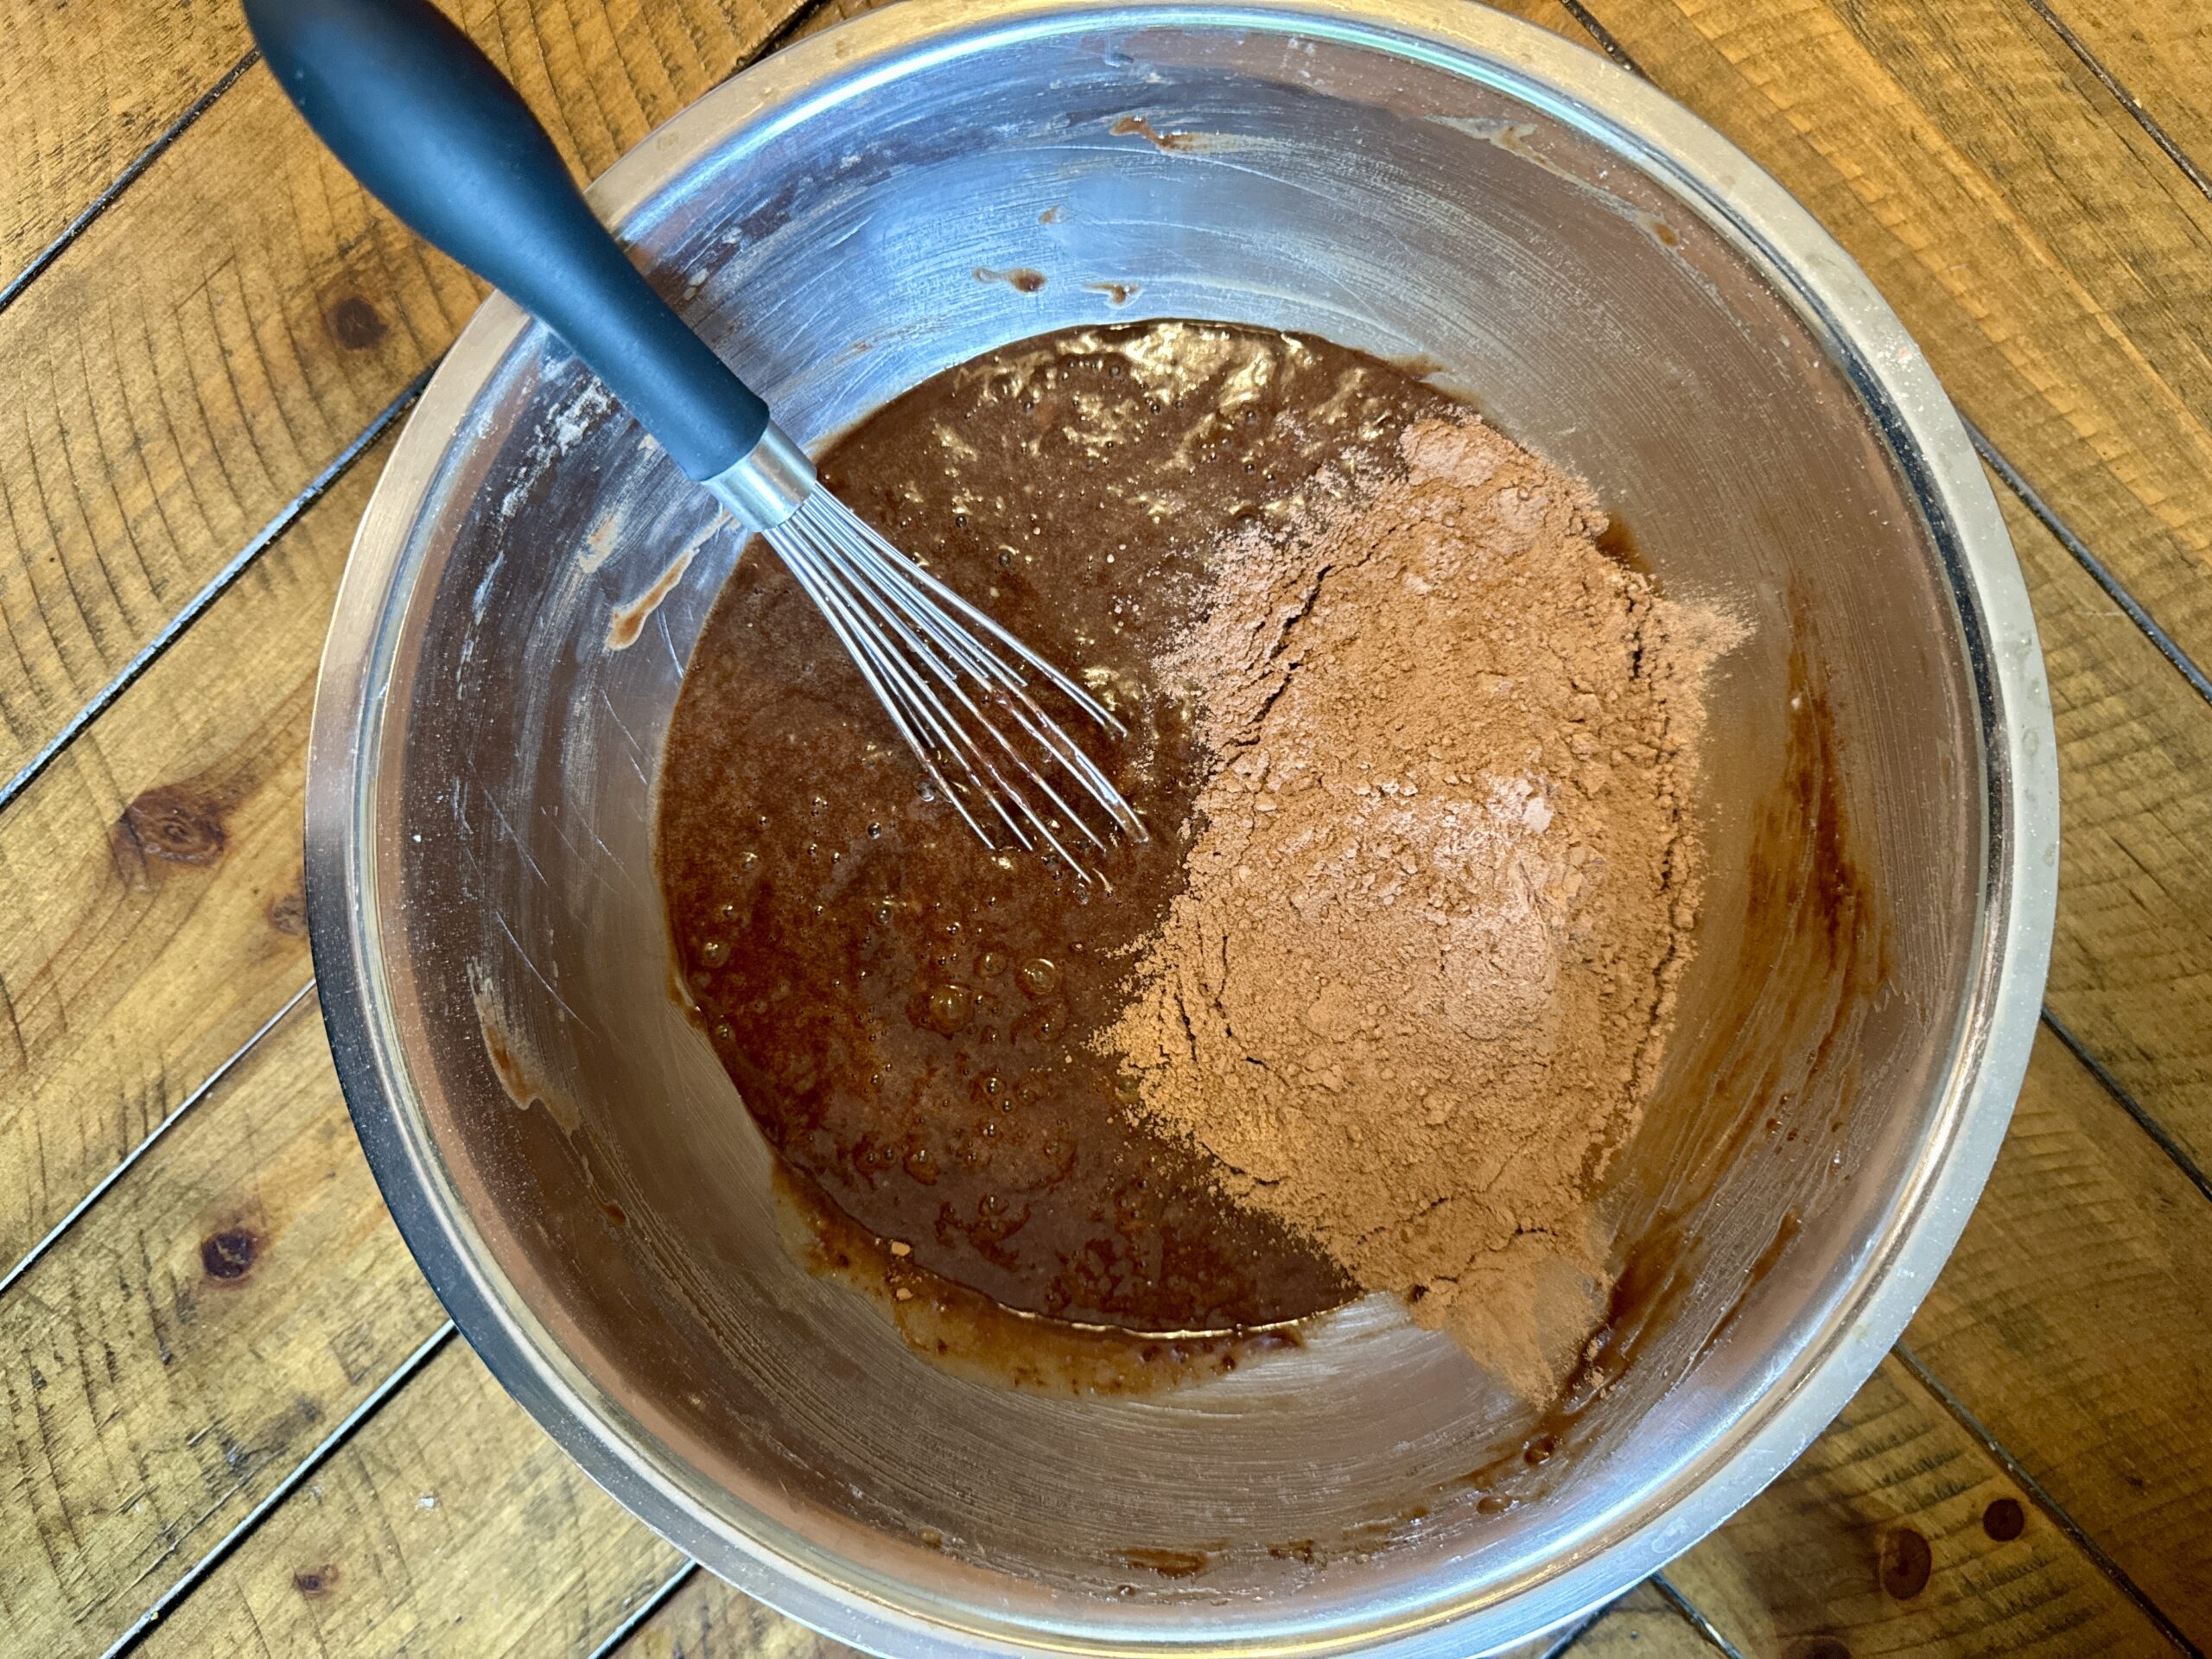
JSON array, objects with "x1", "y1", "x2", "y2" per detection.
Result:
[
  {"x1": 0, "y1": 978, "x2": 315, "y2": 1306},
  {"x1": 1967, "y1": 420, "x2": 2212, "y2": 710},
  {"x1": 1561, "y1": 1, "x2": 2212, "y2": 714},
  {"x1": 2041, "y1": 1007, "x2": 2212, "y2": 1205},
  {"x1": 0, "y1": 51, "x2": 263, "y2": 319},
  {"x1": 0, "y1": 0, "x2": 830, "y2": 822},
  {"x1": 1648, "y1": 1571, "x2": 1749, "y2": 1659},
  {"x1": 760, "y1": 0, "x2": 851, "y2": 57},
  {"x1": 2014, "y1": 0, "x2": 2212, "y2": 204},
  {"x1": 102, "y1": 1319, "x2": 459, "y2": 1659},
  {"x1": 1891, "y1": 1341, "x2": 2202, "y2": 1656},
  {"x1": 0, "y1": 370, "x2": 429, "y2": 820},
  {"x1": 587, "y1": 1559, "x2": 701, "y2": 1658},
  {"x1": 1551, "y1": 0, "x2": 1643, "y2": 74}
]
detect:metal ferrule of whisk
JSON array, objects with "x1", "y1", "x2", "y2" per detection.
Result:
[{"x1": 709, "y1": 425, "x2": 1148, "y2": 879}]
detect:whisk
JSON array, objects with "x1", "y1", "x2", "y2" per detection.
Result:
[{"x1": 246, "y1": 0, "x2": 1143, "y2": 876}]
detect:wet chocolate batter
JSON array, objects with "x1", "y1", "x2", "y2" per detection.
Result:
[{"x1": 658, "y1": 321, "x2": 1458, "y2": 1332}]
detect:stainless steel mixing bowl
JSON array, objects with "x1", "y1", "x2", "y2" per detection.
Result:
[{"x1": 305, "y1": 2, "x2": 2057, "y2": 1651}]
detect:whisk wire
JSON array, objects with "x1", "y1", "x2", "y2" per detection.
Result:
[
  {"x1": 802, "y1": 521, "x2": 1091, "y2": 872},
  {"x1": 758, "y1": 491, "x2": 1140, "y2": 877},
  {"x1": 767, "y1": 523, "x2": 999, "y2": 850},
  {"x1": 834, "y1": 576, "x2": 1096, "y2": 870},
  {"x1": 836, "y1": 507, "x2": 1132, "y2": 739},
  {"x1": 820, "y1": 507, "x2": 1147, "y2": 845},
  {"x1": 814, "y1": 536, "x2": 1116, "y2": 858},
  {"x1": 775, "y1": 512, "x2": 1047, "y2": 855}
]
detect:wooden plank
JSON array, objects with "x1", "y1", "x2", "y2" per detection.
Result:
[
  {"x1": 787, "y1": 0, "x2": 895, "y2": 35},
  {"x1": 36, "y1": 1027, "x2": 2163, "y2": 1656},
  {"x1": 1669, "y1": 1353, "x2": 2178, "y2": 1656},
  {"x1": 0, "y1": 437, "x2": 380, "y2": 1280},
  {"x1": 137, "y1": 1338, "x2": 683, "y2": 1658},
  {"x1": 1513, "y1": 10, "x2": 2212, "y2": 1583},
  {"x1": 609, "y1": 1567, "x2": 858, "y2": 1659},
  {"x1": 1568, "y1": 0, "x2": 2212, "y2": 707},
  {"x1": 9, "y1": 831, "x2": 2167, "y2": 1654},
  {"x1": 2033, "y1": 0, "x2": 2212, "y2": 186},
  {"x1": 1459, "y1": 22, "x2": 2212, "y2": 1630},
  {"x1": 1503, "y1": 26, "x2": 2212, "y2": 1611},
  {"x1": 1903, "y1": 1025, "x2": 2212, "y2": 1635},
  {"x1": 0, "y1": 0, "x2": 812, "y2": 1306},
  {"x1": 2003, "y1": 478, "x2": 2212, "y2": 1172},
  {"x1": 0, "y1": 0, "x2": 807, "y2": 790},
  {"x1": 0, "y1": 1005, "x2": 446, "y2": 1653},
  {"x1": 1527, "y1": 3, "x2": 2212, "y2": 1627},
  {"x1": 0, "y1": 4, "x2": 249, "y2": 287},
  {"x1": 0, "y1": 914, "x2": 1706, "y2": 1659},
  {"x1": 1567, "y1": 1584, "x2": 1723, "y2": 1659},
  {"x1": 1636, "y1": 1030, "x2": 2212, "y2": 1656}
]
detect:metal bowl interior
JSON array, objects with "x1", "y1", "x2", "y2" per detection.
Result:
[{"x1": 306, "y1": 2, "x2": 2056, "y2": 1653}]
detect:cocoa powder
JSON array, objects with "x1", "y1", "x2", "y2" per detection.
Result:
[{"x1": 1106, "y1": 416, "x2": 1732, "y2": 1398}]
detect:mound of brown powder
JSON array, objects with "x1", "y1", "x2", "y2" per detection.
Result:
[{"x1": 1106, "y1": 416, "x2": 1731, "y2": 1400}]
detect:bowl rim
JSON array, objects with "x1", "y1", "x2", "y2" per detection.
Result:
[{"x1": 305, "y1": 2, "x2": 2059, "y2": 1652}]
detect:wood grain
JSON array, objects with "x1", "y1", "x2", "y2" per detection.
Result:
[
  {"x1": 138, "y1": 1338, "x2": 683, "y2": 1658},
  {"x1": 2005, "y1": 477, "x2": 2212, "y2": 1173},
  {"x1": 0, "y1": 1005, "x2": 444, "y2": 1655},
  {"x1": 1669, "y1": 1353, "x2": 2179, "y2": 1656},
  {"x1": 1520, "y1": 12, "x2": 2212, "y2": 1600},
  {"x1": 2021, "y1": 0, "x2": 2212, "y2": 197},
  {"x1": 1567, "y1": 1583, "x2": 1723, "y2": 1658},
  {"x1": 1568, "y1": 0, "x2": 2212, "y2": 702},
  {"x1": 1904, "y1": 1025, "x2": 2212, "y2": 1636},
  {"x1": 0, "y1": 3, "x2": 249, "y2": 288},
  {"x1": 13, "y1": 893, "x2": 2154, "y2": 1656},
  {"x1": 786, "y1": 0, "x2": 896, "y2": 35},
  {"x1": 1590, "y1": 23, "x2": 2212, "y2": 1624},
  {"x1": 609, "y1": 1567, "x2": 860, "y2": 1659},
  {"x1": 1630, "y1": 1016, "x2": 2212, "y2": 1654},
  {"x1": 0, "y1": 0, "x2": 804, "y2": 792},
  {"x1": 0, "y1": 438, "x2": 380, "y2": 1281},
  {"x1": 5, "y1": 920, "x2": 2173, "y2": 1649}
]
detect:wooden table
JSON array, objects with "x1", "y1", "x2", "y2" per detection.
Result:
[{"x1": 3, "y1": 0, "x2": 2208, "y2": 1651}]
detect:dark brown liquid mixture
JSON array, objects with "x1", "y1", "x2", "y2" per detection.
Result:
[{"x1": 658, "y1": 322, "x2": 1458, "y2": 1332}]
